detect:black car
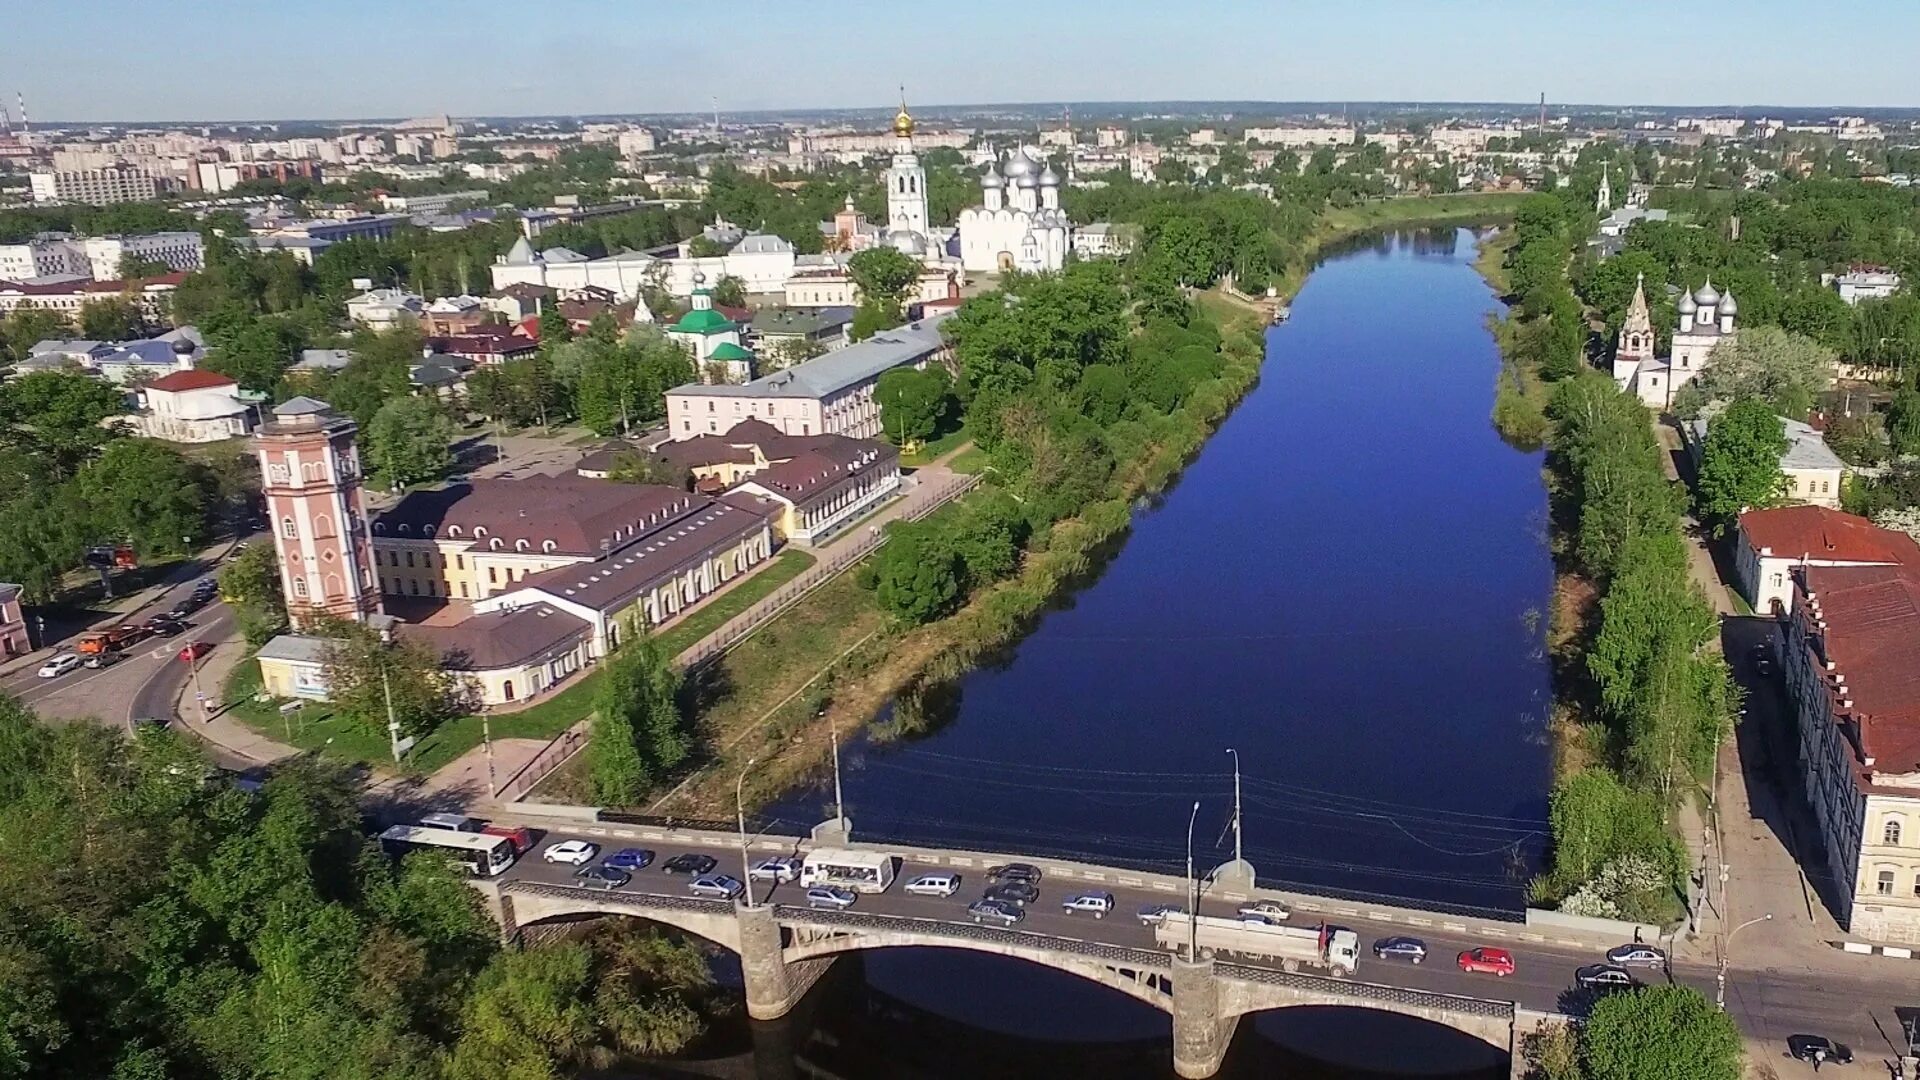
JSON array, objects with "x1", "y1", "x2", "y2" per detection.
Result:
[
  {"x1": 167, "y1": 604, "x2": 195, "y2": 621},
  {"x1": 987, "y1": 862, "x2": 1043, "y2": 884},
  {"x1": 660, "y1": 853, "x2": 717, "y2": 876},
  {"x1": 145, "y1": 616, "x2": 185, "y2": 637},
  {"x1": 1573, "y1": 963, "x2": 1637, "y2": 993},
  {"x1": 984, "y1": 881, "x2": 1039, "y2": 906},
  {"x1": 1372, "y1": 936, "x2": 1428, "y2": 964},
  {"x1": 1787, "y1": 1035, "x2": 1853, "y2": 1065}
]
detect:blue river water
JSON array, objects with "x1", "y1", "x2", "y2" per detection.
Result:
[{"x1": 702, "y1": 227, "x2": 1552, "y2": 1078}]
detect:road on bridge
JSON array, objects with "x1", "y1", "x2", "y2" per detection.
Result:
[{"x1": 490, "y1": 817, "x2": 1917, "y2": 1067}]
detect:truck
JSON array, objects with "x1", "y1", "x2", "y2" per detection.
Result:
[{"x1": 1153, "y1": 914, "x2": 1360, "y2": 977}]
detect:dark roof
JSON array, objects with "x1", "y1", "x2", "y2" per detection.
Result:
[
  {"x1": 1801, "y1": 564, "x2": 1920, "y2": 778},
  {"x1": 373, "y1": 477, "x2": 704, "y2": 557},
  {"x1": 400, "y1": 603, "x2": 589, "y2": 671},
  {"x1": 510, "y1": 498, "x2": 773, "y2": 612},
  {"x1": 741, "y1": 441, "x2": 897, "y2": 505},
  {"x1": 497, "y1": 282, "x2": 556, "y2": 300},
  {"x1": 145, "y1": 369, "x2": 237, "y2": 393},
  {"x1": 749, "y1": 306, "x2": 855, "y2": 336}
]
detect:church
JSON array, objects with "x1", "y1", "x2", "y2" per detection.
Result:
[
  {"x1": 956, "y1": 146, "x2": 1074, "y2": 274},
  {"x1": 1611, "y1": 275, "x2": 1738, "y2": 410}
]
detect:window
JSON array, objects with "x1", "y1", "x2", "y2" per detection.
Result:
[
  {"x1": 1878, "y1": 870, "x2": 1896, "y2": 895},
  {"x1": 292, "y1": 578, "x2": 308, "y2": 598},
  {"x1": 460, "y1": 582, "x2": 469, "y2": 598},
  {"x1": 409, "y1": 580, "x2": 419, "y2": 595},
  {"x1": 1886, "y1": 820, "x2": 1903, "y2": 846},
  {"x1": 405, "y1": 552, "x2": 414, "y2": 568},
  {"x1": 1822, "y1": 481, "x2": 1831, "y2": 494},
  {"x1": 502, "y1": 680, "x2": 515, "y2": 701},
  {"x1": 455, "y1": 554, "x2": 464, "y2": 570},
  {"x1": 282, "y1": 517, "x2": 297, "y2": 539},
  {"x1": 488, "y1": 568, "x2": 498, "y2": 583}
]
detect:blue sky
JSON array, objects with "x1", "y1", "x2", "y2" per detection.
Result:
[{"x1": 5, "y1": 0, "x2": 1913, "y2": 121}]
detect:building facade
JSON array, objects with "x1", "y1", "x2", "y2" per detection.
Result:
[
  {"x1": 956, "y1": 146, "x2": 1072, "y2": 274},
  {"x1": 29, "y1": 164, "x2": 168, "y2": 204},
  {"x1": 1734, "y1": 506, "x2": 1920, "y2": 616},
  {"x1": 254, "y1": 397, "x2": 384, "y2": 626},
  {"x1": 131, "y1": 369, "x2": 257, "y2": 443},
  {"x1": 0, "y1": 583, "x2": 27, "y2": 658},
  {"x1": 1612, "y1": 276, "x2": 1737, "y2": 410}
]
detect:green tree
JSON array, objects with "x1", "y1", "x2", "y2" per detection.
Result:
[
  {"x1": 1888, "y1": 386, "x2": 1920, "y2": 459},
  {"x1": 606, "y1": 452, "x2": 691, "y2": 490},
  {"x1": 538, "y1": 305, "x2": 573, "y2": 349},
  {"x1": 1580, "y1": 986, "x2": 1741, "y2": 1080},
  {"x1": 764, "y1": 336, "x2": 826, "y2": 371},
  {"x1": 710, "y1": 274, "x2": 747, "y2": 308},
  {"x1": 116, "y1": 253, "x2": 172, "y2": 279},
  {"x1": 317, "y1": 617, "x2": 459, "y2": 740},
  {"x1": 69, "y1": 439, "x2": 210, "y2": 558},
  {"x1": 872, "y1": 524, "x2": 962, "y2": 624},
  {"x1": 0, "y1": 305, "x2": 71, "y2": 365},
  {"x1": 219, "y1": 541, "x2": 289, "y2": 646},
  {"x1": 364, "y1": 396, "x2": 457, "y2": 491},
  {"x1": 874, "y1": 366, "x2": 952, "y2": 445},
  {"x1": 202, "y1": 315, "x2": 301, "y2": 392},
  {"x1": 588, "y1": 624, "x2": 688, "y2": 804},
  {"x1": 77, "y1": 297, "x2": 143, "y2": 341},
  {"x1": 1672, "y1": 325, "x2": 1835, "y2": 421},
  {"x1": 1695, "y1": 397, "x2": 1786, "y2": 530},
  {"x1": 0, "y1": 369, "x2": 128, "y2": 476}
]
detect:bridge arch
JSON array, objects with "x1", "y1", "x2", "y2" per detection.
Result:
[
  {"x1": 1215, "y1": 966, "x2": 1514, "y2": 1054},
  {"x1": 500, "y1": 884, "x2": 743, "y2": 955}
]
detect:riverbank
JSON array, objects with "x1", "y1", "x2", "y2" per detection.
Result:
[{"x1": 1268, "y1": 192, "x2": 1530, "y2": 300}]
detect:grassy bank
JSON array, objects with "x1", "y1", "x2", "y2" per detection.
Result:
[{"x1": 1267, "y1": 192, "x2": 1531, "y2": 302}]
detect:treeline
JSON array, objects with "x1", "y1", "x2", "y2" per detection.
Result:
[
  {"x1": 0, "y1": 201, "x2": 197, "y2": 244},
  {"x1": 0, "y1": 699, "x2": 725, "y2": 1079},
  {"x1": 1490, "y1": 193, "x2": 1590, "y2": 448}
]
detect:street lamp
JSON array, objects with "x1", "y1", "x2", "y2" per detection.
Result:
[
  {"x1": 737, "y1": 756, "x2": 758, "y2": 908},
  {"x1": 1717, "y1": 913, "x2": 1772, "y2": 1010},
  {"x1": 1185, "y1": 799, "x2": 1202, "y2": 962},
  {"x1": 1226, "y1": 748, "x2": 1243, "y2": 872}
]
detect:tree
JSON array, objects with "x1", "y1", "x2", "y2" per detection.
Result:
[
  {"x1": 201, "y1": 315, "x2": 301, "y2": 391},
  {"x1": 874, "y1": 366, "x2": 952, "y2": 445},
  {"x1": 1695, "y1": 397, "x2": 1786, "y2": 531},
  {"x1": 606, "y1": 452, "x2": 691, "y2": 490},
  {"x1": 116, "y1": 253, "x2": 171, "y2": 279},
  {"x1": 0, "y1": 369, "x2": 128, "y2": 475},
  {"x1": 538, "y1": 305, "x2": 573, "y2": 349},
  {"x1": 0, "y1": 305, "x2": 71, "y2": 365},
  {"x1": 317, "y1": 617, "x2": 459, "y2": 740},
  {"x1": 69, "y1": 439, "x2": 210, "y2": 558},
  {"x1": 1672, "y1": 325, "x2": 1835, "y2": 421},
  {"x1": 219, "y1": 541, "x2": 289, "y2": 646},
  {"x1": 710, "y1": 274, "x2": 747, "y2": 308},
  {"x1": 77, "y1": 297, "x2": 143, "y2": 341},
  {"x1": 1888, "y1": 386, "x2": 1920, "y2": 459},
  {"x1": 1580, "y1": 986, "x2": 1741, "y2": 1080},
  {"x1": 364, "y1": 397, "x2": 457, "y2": 491},
  {"x1": 872, "y1": 524, "x2": 962, "y2": 624},
  {"x1": 588, "y1": 624, "x2": 688, "y2": 804},
  {"x1": 763, "y1": 336, "x2": 826, "y2": 371}
]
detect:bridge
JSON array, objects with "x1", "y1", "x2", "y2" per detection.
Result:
[{"x1": 473, "y1": 806, "x2": 1618, "y2": 1078}]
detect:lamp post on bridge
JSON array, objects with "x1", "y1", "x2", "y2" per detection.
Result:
[
  {"x1": 737, "y1": 756, "x2": 758, "y2": 908},
  {"x1": 1716, "y1": 912, "x2": 1771, "y2": 1011},
  {"x1": 1213, "y1": 748, "x2": 1257, "y2": 891},
  {"x1": 1185, "y1": 799, "x2": 1201, "y2": 962}
]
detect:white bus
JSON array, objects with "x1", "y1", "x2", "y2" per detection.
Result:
[
  {"x1": 800, "y1": 848, "x2": 896, "y2": 894},
  {"x1": 380, "y1": 824, "x2": 517, "y2": 878}
]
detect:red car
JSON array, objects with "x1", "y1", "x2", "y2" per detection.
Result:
[
  {"x1": 1457, "y1": 947, "x2": 1515, "y2": 977},
  {"x1": 178, "y1": 641, "x2": 213, "y2": 663}
]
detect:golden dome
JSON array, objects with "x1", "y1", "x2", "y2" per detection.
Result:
[{"x1": 893, "y1": 105, "x2": 914, "y2": 137}]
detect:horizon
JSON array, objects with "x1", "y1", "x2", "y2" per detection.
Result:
[{"x1": 6, "y1": 0, "x2": 1919, "y2": 123}]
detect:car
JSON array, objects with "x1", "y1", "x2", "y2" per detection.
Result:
[
  {"x1": 167, "y1": 604, "x2": 196, "y2": 621},
  {"x1": 178, "y1": 641, "x2": 213, "y2": 663},
  {"x1": 541, "y1": 839, "x2": 599, "y2": 866},
  {"x1": 82, "y1": 650, "x2": 122, "y2": 669},
  {"x1": 984, "y1": 881, "x2": 1039, "y2": 906},
  {"x1": 37, "y1": 654, "x2": 81, "y2": 679},
  {"x1": 1574, "y1": 963, "x2": 1637, "y2": 992},
  {"x1": 576, "y1": 865, "x2": 631, "y2": 891},
  {"x1": 805, "y1": 885, "x2": 857, "y2": 910},
  {"x1": 1237, "y1": 900, "x2": 1292, "y2": 924},
  {"x1": 661, "y1": 853, "x2": 718, "y2": 876},
  {"x1": 1786, "y1": 1035, "x2": 1853, "y2": 1066},
  {"x1": 968, "y1": 898, "x2": 1024, "y2": 926},
  {"x1": 904, "y1": 873, "x2": 962, "y2": 897},
  {"x1": 1372, "y1": 936, "x2": 1428, "y2": 964},
  {"x1": 1139, "y1": 904, "x2": 1184, "y2": 926},
  {"x1": 131, "y1": 715, "x2": 169, "y2": 730},
  {"x1": 1061, "y1": 891, "x2": 1116, "y2": 918},
  {"x1": 987, "y1": 862, "x2": 1043, "y2": 884},
  {"x1": 603, "y1": 847, "x2": 655, "y2": 870},
  {"x1": 750, "y1": 857, "x2": 801, "y2": 883},
  {"x1": 688, "y1": 874, "x2": 744, "y2": 900},
  {"x1": 1457, "y1": 947, "x2": 1516, "y2": 977},
  {"x1": 1604, "y1": 943, "x2": 1667, "y2": 968},
  {"x1": 144, "y1": 617, "x2": 185, "y2": 637}
]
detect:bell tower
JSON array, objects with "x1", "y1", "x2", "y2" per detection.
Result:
[
  {"x1": 884, "y1": 89, "x2": 929, "y2": 239},
  {"x1": 254, "y1": 397, "x2": 382, "y2": 627},
  {"x1": 1612, "y1": 273, "x2": 1654, "y2": 384}
]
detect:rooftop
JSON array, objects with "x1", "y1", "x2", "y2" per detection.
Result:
[
  {"x1": 1741, "y1": 506, "x2": 1920, "y2": 566},
  {"x1": 668, "y1": 315, "x2": 949, "y2": 402},
  {"x1": 1800, "y1": 564, "x2": 1920, "y2": 779},
  {"x1": 144, "y1": 369, "x2": 237, "y2": 393},
  {"x1": 373, "y1": 476, "x2": 706, "y2": 558},
  {"x1": 400, "y1": 604, "x2": 589, "y2": 671}
]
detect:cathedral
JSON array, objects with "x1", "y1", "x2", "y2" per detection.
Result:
[
  {"x1": 956, "y1": 145, "x2": 1073, "y2": 274},
  {"x1": 1611, "y1": 275, "x2": 1739, "y2": 409}
]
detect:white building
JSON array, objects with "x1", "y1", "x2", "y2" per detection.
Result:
[
  {"x1": 617, "y1": 129, "x2": 658, "y2": 157},
  {"x1": 1243, "y1": 126, "x2": 1356, "y2": 147},
  {"x1": 0, "y1": 232, "x2": 202, "y2": 282},
  {"x1": 0, "y1": 237, "x2": 90, "y2": 280},
  {"x1": 1735, "y1": 506, "x2": 1920, "y2": 616},
  {"x1": 1611, "y1": 276, "x2": 1737, "y2": 410},
  {"x1": 130, "y1": 369, "x2": 258, "y2": 443},
  {"x1": 345, "y1": 288, "x2": 425, "y2": 330},
  {"x1": 1095, "y1": 126, "x2": 1130, "y2": 148},
  {"x1": 1829, "y1": 266, "x2": 1902, "y2": 305},
  {"x1": 29, "y1": 165, "x2": 168, "y2": 205},
  {"x1": 956, "y1": 146, "x2": 1071, "y2": 274},
  {"x1": 666, "y1": 287, "x2": 754, "y2": 383}
]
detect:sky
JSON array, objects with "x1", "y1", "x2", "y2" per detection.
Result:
[{"x1": 4, "y1": 0, "x2": 1916, "y2": 123}]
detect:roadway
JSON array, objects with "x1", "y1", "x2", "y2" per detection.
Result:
[{"x1": 490, "y1": 818, "x2": 1917, "y2": 1069}]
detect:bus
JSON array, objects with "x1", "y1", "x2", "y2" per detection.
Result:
[
  {"x1": 380, "y1": 824, "x2": 518, "y2": 878},
  {"x1": 800, "y1": 848, "x2": 896, "y2": 894}
]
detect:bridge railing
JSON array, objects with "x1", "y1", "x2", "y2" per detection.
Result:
[
  {"x1": 775, "y1": 905, "x2": 1172, "y2": 970},
  {"x1": 502, "y1": 878, "x2": 735, "y2": 918},
  {"x1": 1215, "y1": 961, "x2": 1515, "y2": 1019}
]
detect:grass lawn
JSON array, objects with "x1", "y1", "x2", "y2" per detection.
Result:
[
  {"x1": 947, "y1": 446, "x2": 990, "y2": 474},
  {"x1": 1473, "y1": 226, "x2": 1518, "y2": 296},
  {"x1": 653, "y1": 548, "x2": 817, "y2": 658},
  {"x1": 1315, "y1": 191, "x2": 1532, "y2": 238},
  {"x1": 901, "y1": 422, "x2": 970, "y2": 467}
]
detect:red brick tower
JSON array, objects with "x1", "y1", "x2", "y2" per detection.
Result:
[{"x1": 254, "y1": 397, "x2": 383, "y2": 627}]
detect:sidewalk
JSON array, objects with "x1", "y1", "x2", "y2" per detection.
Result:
[
  {"x1": 171, "y1": 617, "x2": 297, "y2": 768},
  {"x1": 0, "y1": 549, "x2": 223, "y2": 681}
]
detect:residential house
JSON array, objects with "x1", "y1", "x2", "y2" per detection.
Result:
[
  {"x1": 345, "y1": 288, "x2": 425, "y2": 330},
  {"x1": 130, "y1": 369, "x2": 259, "y2": 443},
  {"x1": 748, "y1": 306, "x2": 854, "y2": 356},
  {"x1": 487, "y1": 282, "x2": 557, "y2": 322},
  {"x1": 0, "y1": 583, "x2": 28, "y2": 658},
  {"x1": 420, "y1": 295, "x2": 491, "y2": 336},
  {"x1": 1828, "y1": 265, "x2": 1903, "y2": 305},
  {"x1": 1736, "y1": 506, "x2": 1920, "y2": 615},
  {"x1": 430, "y1": 326, "x2": 537, "y2": 365},
  {"x1": 1686, "y1": 412, "x2": 1846, "y2": 509}
]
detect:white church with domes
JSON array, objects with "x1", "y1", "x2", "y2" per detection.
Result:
[
  {"x1": 1611, "y1": 276, "x2": 1739, "y2": 409},
  {"x1": 957, "y1": 146, "x2": 1074, "y2": 274}
]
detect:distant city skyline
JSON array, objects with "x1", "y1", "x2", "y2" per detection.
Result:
[{"x1": 6, "y1": 0, "x2": 1918, "y2": 123}]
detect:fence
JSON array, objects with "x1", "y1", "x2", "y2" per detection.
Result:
[{"x1": 500, "y1": 472, "x2": 981, "y2": 803}]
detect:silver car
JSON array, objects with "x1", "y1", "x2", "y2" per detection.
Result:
[
  {"x1": 688, "y1": 874, "x2": 744, "y2": 900},
  {"x1": 805, "y1": 886, "x2": 857, "y2": 910},
  {"x1": 904, "y1": 873, "x2": 961, "y2": 897}
]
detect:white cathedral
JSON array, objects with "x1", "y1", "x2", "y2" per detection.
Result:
[
  {"x1": 956, "y1": 146, "x2": 1073, "y2": 274},
  {"x1": 1611, "y1": 274, "x2": 1739, "y2": 409}
]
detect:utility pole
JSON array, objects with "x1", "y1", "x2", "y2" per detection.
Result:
[
  {"x1": 829, "y1": 716, "x2": 846, "y2": 828},
  {"x1": 1185, "y1": 800, "x2": 1202, "y2": 961},
  {"x1": 382, "y1": 664, "x2": 403, "y2": 764},
  {"x1": 482, "y1": 712, "x2": 497, "y2": 798},
  {"x1": 1538, "y1": 92, "x2": 1547, "y2": 135},
  {"x1": 736, "y1": 756, "x2": 758, "y2": 907},
  {"x1": 1226, "y1": 748, "x2": 1243, "y2": 871},
  {"x1": 189, "y1": 643, "x2": 209, "y2": 723},
  {"x1": 1717, "y1": 913, "x2": 1771, "y2": 1010}
]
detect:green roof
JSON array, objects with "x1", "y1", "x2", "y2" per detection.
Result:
[
  {"x1": 709, "y1": 342, "x2": 754, "y2": 361},
  {"x1": 669, "y1": 308, "x2": 737, "y2": 335}
]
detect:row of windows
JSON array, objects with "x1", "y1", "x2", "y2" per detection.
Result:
[
  {"x1": 1787, "y1": 476, "x2": 1834, "y2": 496},
  {"x1": 1873, "y1": 869, "x2": 1920, "y2": 897},
  {"x1": 379, "y1": 548, "x2": 467, "y2": 571}
]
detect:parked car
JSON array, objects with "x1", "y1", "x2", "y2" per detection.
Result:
[
  {"x1": 1457, "y1": 947, "x2": 1516, "y2": 977},
  {"x1": 1574, "y1": 963, "x2": 1637, "y2": 992},
  {"x1": 576, "y1": 865, "x2": 631, "y2": 891},
  {"x1": 904, "y1": 873, "x2": 962, "y2": 897},
  {"x1": 603, "y1": 847, "x2": 655, "y2": 870},
  {"x1": 1138, "y1": 904, "x2": 1184, "y2": 926},
  {"x1": 542, "y1": 839, "x2": 599, "y2": 866},
  {"x1": 688, "y1": 874, "x2": 744, "y2": 900},
  {"x1": 1372, "y1": 936, "x2": 1428, "y2": 964},
  {"x1": 1786, "y1": 1035, "x2": 1853, "y2": 1066},
  {"x1": 82, "y1": 650, "x2": 122, "y2": 669},
  {"x1": 144, "y1": 616, "x2": 185, "y2": 637},
  {"x1": 984, "y1": 882, "x2": 1039, "y2": 906},
  {"x1": 661, "y1": 853, "x2": 718, "y2": 876},
  {"x1": 1061, "y1": 892, "x2": 1116, "y2": 918},
  {"x1": 750, "y1": 857, "x2": 801, "y2": 883},
  {"x1": 178, "y1": 641, "x2": 213, "y2": 663},
  {"x1": 987, "y1": 862, "x2": 1043, "y2": 884},
  {"x1": 1237, "y1": 901, "x2": 1291, "y2": 923},
  {"x1": 1604, "y1": 943, "x2": 1667, "y2": 968},
  {"x1": 37, "y1": 654, "x2": 81, "y2": 679},
  {"x1": 805, "y1": 886, "x2": 857, "y2": 910},
  {"x1": 968, "y1": 898, "x2": 1024, "y2": 926}
]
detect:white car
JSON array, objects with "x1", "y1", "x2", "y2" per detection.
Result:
[
  {"x1": 37, "y1": 654, "x2": 81, "y2": 679},
  {"x1": 688, "y1": 874, "x2": 745, "y2": 900},
  {"x1": 904, "y1": 872, "x2": 962, "y2": 897},
  {"x1": 1238, "y1": 901, "x2": 1291, "y2": 924},
  {"x1": 1062, "y1": 891, "x2": 1116, "y2": 918},
  {"x1": 542, "y1": 839, "x2": 599, "y2": 866},
  {"x1": 750, "y1": 857, "x2": 801, "y2": 883}
]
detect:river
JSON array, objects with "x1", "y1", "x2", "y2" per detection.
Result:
[{"x1": 658, "y1": 227, "x2": 1553, "y2": 1078}]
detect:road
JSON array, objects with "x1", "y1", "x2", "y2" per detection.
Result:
[{"x1": 485, "y1": 819, "x2": 1920, "y2": 1069}]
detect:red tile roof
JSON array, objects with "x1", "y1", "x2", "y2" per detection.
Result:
[
  {"x1": 1801, "y1": 564, "x2": 1920, "y2": 776},
  {"x1": 145, "y1": 369, "x2": 237, "y2": 393},
  {"x1": 1740, "y1": 506, "x2": 1920, "y2": 566}
]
